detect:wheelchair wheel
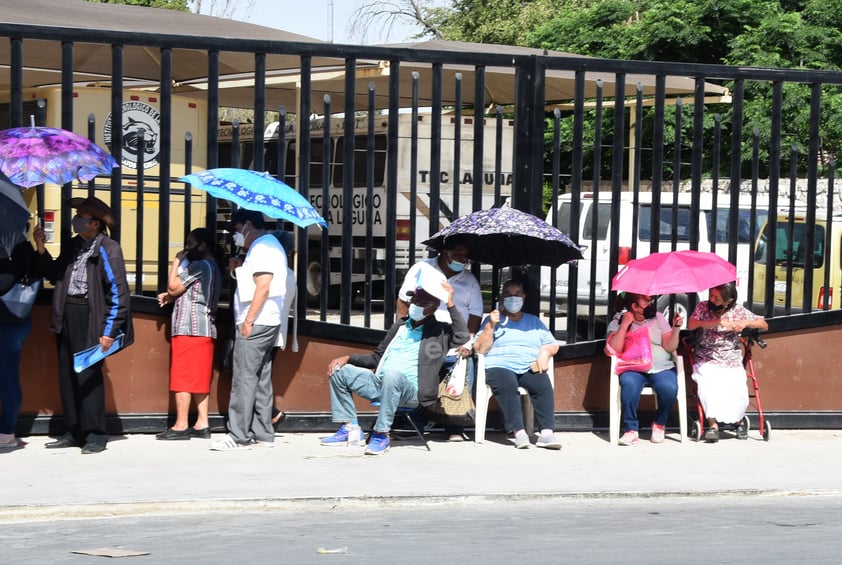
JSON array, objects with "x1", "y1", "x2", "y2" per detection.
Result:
[
  {"x1": 741, "y1": 415, "x2": 751, "y2": 432},
  {"x1": 690, "y1": 420, "x2": 703, "y2": 441},
  {"x1": 762, "y1": 419, "x2": 772, "y2": 441}
]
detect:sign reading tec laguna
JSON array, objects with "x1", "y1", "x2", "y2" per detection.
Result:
[{"x1": 103, "y1": 101, "x2": 161, "y2": 170}]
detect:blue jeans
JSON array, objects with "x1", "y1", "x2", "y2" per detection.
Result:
[
  {"x1": 329, "y1": 365, "x2": 418, "y2": 433},
  {"x1": 619, "y1": 368, "x2": 678, "y2": 432},
  {"x1": 0, "y1": 319, "x2": 31, "y2": 435}
]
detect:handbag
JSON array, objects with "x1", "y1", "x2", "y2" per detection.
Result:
[
  {"x1": 614, "y1": 325, "x2": 653, "y2": 374},
  {"x1": 428, "y1": 356, "x2": 475, "y2": 424},
  {"x1": 0, "y1": 253, "x2": 41, "y2": 324}
]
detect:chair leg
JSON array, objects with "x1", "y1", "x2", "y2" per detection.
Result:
[
  {"x1": 521, "y1": 394, "x2": 535, "y2": 437},
  {"x1": 474, "y1": 386, "x2": 490, "y2": 443},
  {"x1": 397, "y1": 409, "x2": 430, "y2": 451}
]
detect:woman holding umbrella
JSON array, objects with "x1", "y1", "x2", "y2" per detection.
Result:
[
  {"x1": 687, "y1": 282, "x2": 767, "y2": 442},
  {"x1": 605, "y1": 292, "x2": 683, "y2": 445}
]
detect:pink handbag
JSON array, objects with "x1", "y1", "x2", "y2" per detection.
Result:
[{"x1": 614, "y1": 325, "x2": 653, "y2": 374}]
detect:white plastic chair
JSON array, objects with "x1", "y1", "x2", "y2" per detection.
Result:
[
  {"x1": 474, "y1": 353, "x2": 555, "y2": 443},
  {"x1": 608, "y1": 352, "x2": 687, "y2": 445}
]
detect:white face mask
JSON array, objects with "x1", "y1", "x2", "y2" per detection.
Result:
[
  {"x1": 232, "y1": 231, "x2": 245, "y2": 248},
  {"x1": 407, "y1": 303, "x2": 427, "y2": 321},
  {"x1": 503, "y1": 296, "x2": 523, "y2": 313}
]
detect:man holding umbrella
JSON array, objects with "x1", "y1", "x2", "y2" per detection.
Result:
[{"x1": 211, "y1": 209, "x2": 289, "y2": 451}]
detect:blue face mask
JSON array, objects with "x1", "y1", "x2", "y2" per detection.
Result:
[
  {"x1": 503, "y1": 296, "x2": 523, "y2": 313},
  {"x1": 448, "y1": 259, "x2": 466, "y2": 273},
  {"x1": 408, "y1": 303, "x2": 427, "y2": 321}
]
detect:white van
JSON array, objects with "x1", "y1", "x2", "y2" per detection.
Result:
[{"x1": 540, "y1": 191, "x2": 771, "y2": 326}]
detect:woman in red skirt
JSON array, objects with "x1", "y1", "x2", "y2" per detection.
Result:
[{"x1": 156, "y1": 228, "x2": 222, "y2": 440}]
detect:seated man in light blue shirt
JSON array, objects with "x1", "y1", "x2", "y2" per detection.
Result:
[
  {"x1": 474, "y1": 279, "x2": 561, "y2": 450},
  {"x1": 321, "y1": 275, "x2": 470, "y2": 455}
]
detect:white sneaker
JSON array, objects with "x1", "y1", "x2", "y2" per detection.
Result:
[
  {"x1": 210, "y1": 435, "x2": 251, "y2": 451},
  {"x1": 0, "y1": 433, "x2": 17, "y2": 449},
  {"x1": 251, "y1": 439, "x2": 275, "y2": 448},
  {"x1": 619, "y1": 430, "x2": 639, "y2": 446},
  {"x1": 346, "y1": 425, "x2": 365, "y2": 447}
]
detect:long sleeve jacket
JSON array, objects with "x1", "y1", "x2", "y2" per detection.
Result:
[
  {"x1": 348, "y1": 305, "x2": 469, "y2": 407},
  {"x1": 35, "y1": 233, "x2": 134, "y2": 349}
]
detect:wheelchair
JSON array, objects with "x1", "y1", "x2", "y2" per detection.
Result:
[{"x1": 682, "y1": 327, "x2": 771, "y2": 442}]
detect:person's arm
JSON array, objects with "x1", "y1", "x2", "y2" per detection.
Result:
[
  {"x1": 241, "y1": 272, "x2": 272, "y2": 338},
  {"x1": 663, "y1": 313, "x2": 683, "y2": 353},
  {"x1": 474, "y1": 311, "x2": 500, "y2": 354},
  {"x1": 99, "y1": 240, "x2": 131, "y2": 350},
  {"x1": 605, "y1": 311, "x2": 634, "y2": 354},
  {"x1": 535, "y1": 341, "x2": 560, "y2": 372}
]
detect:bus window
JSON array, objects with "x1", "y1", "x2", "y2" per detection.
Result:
[{"x1": 333, "y1": 135, "x2": 387, "y2": 188}]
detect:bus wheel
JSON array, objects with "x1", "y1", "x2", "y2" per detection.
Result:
[
  {"x1": 306, "y1": 254, "x2": 339, "y2": 308},
  {"x1": 657, "y1": 294, "x2": 689, "y2": 327}
]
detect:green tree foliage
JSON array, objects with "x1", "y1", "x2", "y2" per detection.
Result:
[{"x1": 448, "y1": 0, "x2": 842, "y2": 179}]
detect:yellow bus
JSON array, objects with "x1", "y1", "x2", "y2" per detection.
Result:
[{"x1": 0, "y1": 86, "x2": 208, "y2": 293}]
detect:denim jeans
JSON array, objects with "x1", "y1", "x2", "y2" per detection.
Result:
[
  {"x1": 0, "y1": 319, "x2": 31, "y2": 435},
  {"x1": 329, "y1": 364, "x2": 418, "y2": 433},
  {"x1": 619, "y1": 368, "x2": 678, "y2": 432}
]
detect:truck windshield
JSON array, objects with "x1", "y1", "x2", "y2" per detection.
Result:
[{"x1": 753, "y1": 222, "x2": 825, "y2": 268}]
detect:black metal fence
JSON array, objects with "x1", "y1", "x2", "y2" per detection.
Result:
[{"x1": 3, "y1": 16, "x2": 842, "y2": 353}]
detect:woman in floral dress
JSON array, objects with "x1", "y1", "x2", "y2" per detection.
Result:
[{"x1": 687, "y1": 281, "x2": 767, "y2": 442}]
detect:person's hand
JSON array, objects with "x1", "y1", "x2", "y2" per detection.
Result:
[
  {"x1": 488, "y1": 309, "x2": 501, "y2": 326},
  {"x1": 672, "y1": 314, "x2": 684, "y2": 329},
  {"x1": 240, "y1": 320, "x2": 253, "y2": 338},
  {"x1": 156, "y1": 291, "x2": 172, "y2": 307},
  {"x1": 327, "y1": 355, "x2": 350, "y2": 377},
  {"x1": 33, "y1": 225, "x2": 47, "y2": 252},
  {"x1": 99, "y1": 335, "x2": 114, "y2": 352},
  {"x1": 228, "y1": 256, "x2": 243, "y2": 272},
  {"x1": 620, "y1": 310, "x2": 635, "y2": 327},
  {"x1": 533, "y1": 350, "x2": 552, "y2": 372},
  {"x1": 442, "y1": 280, "x2": 455, "y2": 307},
  {"x1": 175, "y1": 248, "x2": 187, "y2": 261},
  {"x1": 456, "y1": 345, "x2": 472, "y2": 357}
]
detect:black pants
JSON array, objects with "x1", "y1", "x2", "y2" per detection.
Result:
[{"x1": 56, "y1": 302, "x2": 107, "y2": 446}]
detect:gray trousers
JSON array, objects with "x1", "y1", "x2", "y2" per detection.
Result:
[{"x1": 227, "y1": 323, "x2": 279, "y2": 444}]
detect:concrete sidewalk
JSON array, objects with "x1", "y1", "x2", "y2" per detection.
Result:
[{"x1": 1, "y1": 429, "x2": 840, "y2": 521}]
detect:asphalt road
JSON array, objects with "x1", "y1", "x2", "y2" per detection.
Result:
[{"x1": 3, "y1": 494, "x2": 841, "y2": 564}]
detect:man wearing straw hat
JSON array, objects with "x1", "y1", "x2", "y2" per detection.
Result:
[{"x1": 34, "y1": 196, "x2": 133, "y2": 454}]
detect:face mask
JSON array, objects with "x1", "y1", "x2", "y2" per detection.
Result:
[
  {"x1": 642, "y1": 303, "x2": 658, "y2": 319},
  {"x1": 448, "y1": 259, "x2": 466, "y2": 273},
  {"x1": 708, "y1": 301, "x2": 725, "y2": 312},
  {"x1": 231, "y1": 231, "x2": 245, "y2": 248},
  {"x1": 407, "y1": 303, "x2": 427, "y2": 321},
  {"x1": 71, "y1": 215, "x2": 91, "y2": 234},
  {"x1": 185, "y1": 246, "x2": 204, "y2": 262},
  {"x1": 503, "y1": 296, "x2": 523, "y2": 313}
]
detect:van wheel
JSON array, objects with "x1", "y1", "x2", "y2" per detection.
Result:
[
  {"x1": 657, "y1": 294, "x2": 689, "y2": 328},
  {"x1": 306, "y1": 251, "x2": 340, "y2": 308}
]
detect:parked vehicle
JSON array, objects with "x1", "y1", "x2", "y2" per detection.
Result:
[
  {"x1": 0, "y1": 86, "x2": 209, "y2": 293},
  {"x1": 752, "y1": 210, "x2": 842, "y2": 314},
  {"x1": 540, "y1": 191, "x2": 770, "y2": 329}
]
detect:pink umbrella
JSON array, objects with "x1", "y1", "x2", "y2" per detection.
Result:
[{"x1": 611, "y1": 250, "x2": 737, "y2": 296}]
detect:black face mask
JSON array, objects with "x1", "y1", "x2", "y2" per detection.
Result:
[
  {"x1": 185, "y1": 247, "x2": 204, "y2": 262},
  {"x1": 642, "y1": 303, "x2": 658, "y2": 319},
  {"x1": 708, "y1": 301, "x2": 725, "y2": 312}
]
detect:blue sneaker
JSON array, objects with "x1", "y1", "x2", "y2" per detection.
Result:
[
  {"x1": 320, "y1": 424, "x2": 351, "y2": 446},
  {"x1": 364, "y1": 432, "x2": 390, "y2": 455}
]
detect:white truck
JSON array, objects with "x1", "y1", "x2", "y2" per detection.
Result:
[
  {"x1": 540, "y1": 191, "x2": 772, "y2": 331},
  {"x1": 244, "y1": 113, "x2": 515, "y2": 304}
]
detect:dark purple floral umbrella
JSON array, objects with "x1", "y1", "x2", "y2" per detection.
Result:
[
  {"x1": 0, "y1": 126, "x2": 118, "y2": 188},
  {"x1": 422, "y1": 206, "x2": 583, "y2": 267}
]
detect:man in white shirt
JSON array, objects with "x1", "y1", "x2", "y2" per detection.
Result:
[{"x1": 211, "y1": 209, "x2": 288, "y2": 451}]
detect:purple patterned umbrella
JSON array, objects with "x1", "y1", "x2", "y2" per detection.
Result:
[
  {"x1": 422, "y1": 206, "x2": 583, "y2": 267},
  {"x1": 0, "y1": 126, "x2": 119, "y2": 188}
]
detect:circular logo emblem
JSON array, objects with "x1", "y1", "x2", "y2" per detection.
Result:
[{"x1": 103, "y1": 101, "x2": 161, "y2": 170}]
